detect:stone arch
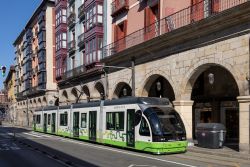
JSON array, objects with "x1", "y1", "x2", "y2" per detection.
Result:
[
  {"x1": 112, "y1": 82, "x2": 132, "y2": 99},
  {"x1": 61, "y1": 90, "x2": 69, "y2": 102},
  {"x1": 93, "y1": 81, "x2": 105, "y2": 99},
  {"x1": 140, "y1": 74, "x2": 176, "y2": 102},
  {"x1": 37, "y1": 98, "x2": 42, "y2": 107},
  {"x1": 43, "y1": 97, "x2": 47, "y2": 106},
  {"x1": 71, "y1": 87, "x2": 78, "y2": 101},
  {"x1": 180, "y1": 62, "x2": 243, "y2": 101},
  {"x1": 82, "y1": 85, "x2": 90, "y2": 100},
  {"x1": 139, "y1": 70, "x2": 176, "y2": 97}
]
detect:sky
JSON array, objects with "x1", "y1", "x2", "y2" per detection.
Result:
[{"x1": 0, "y1": 0, "x2": 42, "y2": 89}]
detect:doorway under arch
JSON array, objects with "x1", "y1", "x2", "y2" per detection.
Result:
[
  {"x1": 113, "y1": 82, "x2": 132, "y2": 98},
  {"x1": 143, "y1": 74, "x2": 175, "y2": 102},
  {"x1": 190, "y1": 66, "x2": 240, "y2": 144}
]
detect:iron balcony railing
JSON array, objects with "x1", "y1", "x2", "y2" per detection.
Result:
[
  {"x1": 103, "y1": 0, "x2": 248, "y2": 58},
  {"x1": 67, "y1": 12, "x2": 76, "y2": 28},
  {"x1": 111, "y1": 0, "x2": 129, "y2": 16},
  {"x1": 78, "y1": 3, "x2": 85, "y2": 19},
  {"x1": 63, "y1": 65, "x2": 86, "y2": 79},
  {"x1": 78, "y1": 33, "x2": 85, "y2": 47},
  {"x1": 68, "y1": 40, "x2": 76, "y2": 54},
  {"x1": 68, "y1": 0, "x2": 75, "y2": 5}
]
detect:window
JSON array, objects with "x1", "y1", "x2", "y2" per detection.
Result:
[
  {"x1": 56, "y1": 32, "x2": 67, "y2": 51},
  {"x1": 85, "y1": 37, "x2": 103, "y2": 65},
  {"x1": 81, "y1": 113, "x2": 87, "y2": 128},
  {"x1": 36, "y1": 115, "x2": 41, "y2": 124},
  {"x1": 56, "y1": 8, "x2": 67, "y2": 27},
  {"x1": 139, "y1": 117, "x2": 150, "y2": 136},
  {"x1": 48, "y1": 114, "x2": 51, "y2": 125},
  {"x1": 60, "y1": 112, "x2": 68, "y2": 126},
  {"x1": 85, "y1": 3, "x2": 103, "y2": 32},
  {"x1": 106, "y1": 112, "x2": 124, "y2": 131}
]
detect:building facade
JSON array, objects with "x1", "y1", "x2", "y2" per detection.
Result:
[
  {"x1": 55, "y1": 0, "x2": 68, "y2": 81},
  {"x1": 58, "y1": 0, "x2": 112, "y2": 105},
  {"x1": 57, "y1": 0, "x2": 250, "y2": 152},
  {"x1": 3, "y1": 66, "x2": 16, "y2": 123},
  {"x1": 13, "y1": 0, "x2": 57, "y2": 127}
]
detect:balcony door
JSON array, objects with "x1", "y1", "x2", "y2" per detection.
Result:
[
  {"x1": 144, "y1": 4, "x2": 160, "y2": 40},
  {"x1": 114, "y1": 20, "x2": 127, "y2": 52}
]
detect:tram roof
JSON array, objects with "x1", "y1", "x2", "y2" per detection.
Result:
[
  {"x1": 72, "y1": 97, "x2": 170, "y2": 109},
  {"x1": 34, "y1": 97, "x2": 171, "y2": 111}
]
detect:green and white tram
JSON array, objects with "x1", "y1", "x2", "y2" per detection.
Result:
[{"x1": 33, "y1": 97, "x2": 187, "y2": 154}]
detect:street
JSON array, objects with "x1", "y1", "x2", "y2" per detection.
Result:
[{"x1": 0, "y1": 125, "x2": 249, "y2": 167}]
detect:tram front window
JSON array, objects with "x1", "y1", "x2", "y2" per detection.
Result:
[{"x1": 144, "y1": 107, "x2": 186, "y2": 142}]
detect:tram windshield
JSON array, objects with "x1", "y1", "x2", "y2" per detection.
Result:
[{"x1": 143, "y1": 107, "x2": 186, "y2": 141}]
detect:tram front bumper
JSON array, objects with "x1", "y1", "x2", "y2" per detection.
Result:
[{"x1": 136, "y1": 140, "x2": 188, "y2": 154}]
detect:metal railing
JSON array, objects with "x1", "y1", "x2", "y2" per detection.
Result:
[
  {"x1": 111, "y1": 0, "x2": 129, "y2": 15},
  {"x1": 67, "y1": 12, "x2": 76, "y2": 28},
  {"x1": 68, "y1": 40, "x2": 76, "y2": 53},
  {"x1": 103, "y1": 0, "x2": 248, "y2": 58},
  {"x1": 78, "y1": 3, "x2": 85, "y2": 19},
  {"x1": 63, "y1": 65, "x2": 86, "y2": 79},
  {"x1": 78, "y1": 33, "x2": 85, "y2": 47}
]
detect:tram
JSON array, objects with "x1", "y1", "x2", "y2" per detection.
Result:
[{"x1": 33, "y1": 97, "x2": 187, "y2": 154}]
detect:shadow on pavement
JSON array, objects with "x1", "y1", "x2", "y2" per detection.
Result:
[{"x1": 1, "y1": 126, "x2": 100, "y2": 167}]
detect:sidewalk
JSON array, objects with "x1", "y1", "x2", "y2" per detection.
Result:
[{"x1": 188, "y1": 144, "x2": 250, "y2": 161}]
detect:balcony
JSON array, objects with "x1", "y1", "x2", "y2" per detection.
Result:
[
  {"x1": 38, "y1": 11, "x2": 45, "y2": 23},
  {"x1": 78, "y1": 3, "x2": 85, "y2": 20},
  {"x1": 62, "y1": 65, "x2": 86, "y2": 79},
  {"x1": 27, "y1": 85, "x2": 46, "y2": 96},
  {"x1": 56, "y1": 0, "x2": 67, "y2": 7},
  {"x1": 68, "y1": 0, "x2": 75, "y2": 5},
  {"x1": 103, "y1": 0, "x2": 249, "y2": 58},
  {"x1": 111, "y1": 0, "x2": 129, "y2": 17},
  {"x1": 68, "y1": 40, "x2": 76, "y2": 54},
  {"x1": 67, "y1": 12, "x2": 76, "y2": 28},
  {"x1": 77, "y1": 33, "x2": 85, "y2": 48}
]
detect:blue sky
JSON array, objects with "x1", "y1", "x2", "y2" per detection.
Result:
[{"x1": 0, "y1": 0, "x2": 42, "y2": 89}]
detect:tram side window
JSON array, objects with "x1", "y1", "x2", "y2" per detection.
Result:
[
  {"x1": 139, "y1": 117, "x2": 150, "y2": 136},
  {"x1": 48, "y1": 114, "x2": 51, "y2": 125},
  {"x1": 36, "y1": 115, "x2": 41, "y2": 124},
  {"x1": 60, "y1": 113, "x2": 68, "y2": 126},
  {"x1": 81, "y1": 113, "x2": 87, "y2": 128},
  {"x1": 106, "y1": 112, "x2": 124, "y2": 131}
]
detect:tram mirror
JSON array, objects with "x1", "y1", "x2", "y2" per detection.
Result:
[{"x1": 134, "y1": 110, "x2": 142, "y2": 126}]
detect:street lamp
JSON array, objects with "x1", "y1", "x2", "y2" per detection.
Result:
[
  {"x1": 123, "y1": 87, "x2": 127, "y2": 96},
  {"x1": 208, "y1": 73, "x2": 214, "y2": 85},
  {"x1": 156, "y1": 81, "x2": 161, "y2": 91}
]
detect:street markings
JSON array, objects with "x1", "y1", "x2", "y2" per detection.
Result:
[{"x1": 23, "y1": 132, "x2": 43, "y2": 138}]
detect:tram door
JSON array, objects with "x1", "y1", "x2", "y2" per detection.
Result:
[
  {"x1": 89, "y1": 111, "x2": 97, "y2": 141},
  {"x1": 43, "y1": 113, "x2": 47, "y2": 133},
  {"x1": 51, "y1": 113, "x2": 56, "y2": 134},
  {"x1": 73, "y1": 112, "x2": 80, "y2": 138},
  {"x1": 127, "y1": 109, "x2": 135, "y2": 147}
]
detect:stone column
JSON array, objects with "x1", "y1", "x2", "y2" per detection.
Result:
[
  {"x1": 237, "y1": 96, "x2": 250, "y2": 153},
  {"x1": 173, "y1": 100, "x2": 194, "y2": 141}
]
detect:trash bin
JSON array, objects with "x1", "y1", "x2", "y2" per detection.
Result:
[{"x1": 195, "y1": 123, "x2": 226, "y2": 149}]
